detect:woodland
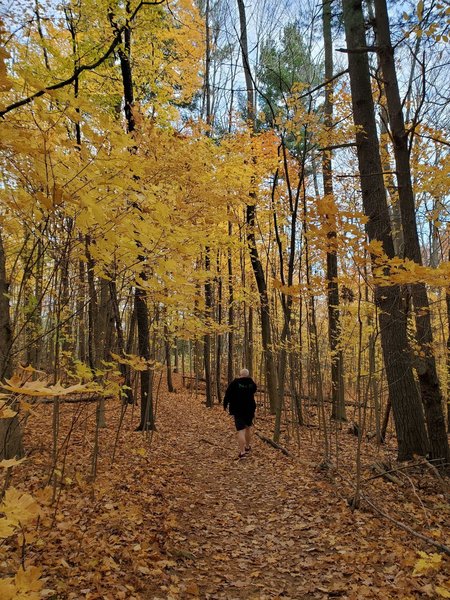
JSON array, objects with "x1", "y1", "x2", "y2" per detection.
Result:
[{"x1": 0, "y1": 0, "x2": 449, "y2": 598}]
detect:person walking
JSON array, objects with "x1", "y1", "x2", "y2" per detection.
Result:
[{"x1": 223, "y1": 368, "x2": 257, "y2": 460}]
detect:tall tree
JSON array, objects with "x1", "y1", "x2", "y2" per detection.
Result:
[
  {"x1": 374, "y1": 0, "x2": 449, "y2": 465},
  {"x1": 111, "y1": 2, "x2": 155, "y2": 430},
  {"x1": 0, "y1": 228, "x2": 23, "y2": 459},
  {"x1": 237, "y1": 0, "x2": 278, "y2": 414},
  {"x1": 322, "y1": 0, "x2": 345, "y2": 421},
  {"x1": 342, "y1": 0, "x2": 428, "y2": 460},
  {"x1": 203, "y1": 0, "x2": 214, "y2": 407}
]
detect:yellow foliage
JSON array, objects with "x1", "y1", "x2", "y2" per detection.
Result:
[
  {"x1": 0, "y1": 517, "x2": 15, "y2": 539},
  {"x1": 0, "y1": 457, "x2": 27, "y2": 469},
  {"x1": 110, "y1": 352, "x2": 154, "y2": 371},
  {"x1": 2, "y1": 378, "x2": 92, "y2": 397},
  {"x1": 0, "y1": 403, "x2": 18, "y2": 419},
  {"x1": 0, "y1": 566, "x2": 43, "y2": 599},
  {"x1": 1, "y1": 487, "x2": 40, "y2": 527},
  {"x1": 412, "y1": 551, "x2": 443, "y2": 576}
]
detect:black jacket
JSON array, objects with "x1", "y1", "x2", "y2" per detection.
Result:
[{"x1": 223, "y1": 377, "x2": 257, "y2": 418}]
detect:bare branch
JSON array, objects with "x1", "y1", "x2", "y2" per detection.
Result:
[{"x1": 0, "y1": 0, "x2": 166, "y2": 119}]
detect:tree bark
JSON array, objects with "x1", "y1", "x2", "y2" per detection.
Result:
[
  {"x1": 237, "y1": 0, "x2": 278, "y2": 413},
  {"x1": 109, "y1": 279, "x2": 134, "y2": 404},
  {"x1": 342, "y1": 0, "x2": 428, "y2": 460},
  {"x1": 164, "y1": 323, "x2": 174, "y2": 393},
  {"x1": 322, "y1": 0, "x2": 346, "y2": 422},
  {"x1": 202, "y1": 0, "x2": 214, "y2": 407},
  {"x1": 227, "y1": 219, "x2": 234, "y2": 384},
  {"x1": 114, "y1": 5, "x2": 154, "y2": 429},
  {"x1": 374, "y1": 0, "x2": 449, "y2": 465},
  {"x1": 0, "y1": 228, "x2": 23, "y2": 459},
  {"x1": 216, "y1": 252, "x2": 223, "y2": 403}
]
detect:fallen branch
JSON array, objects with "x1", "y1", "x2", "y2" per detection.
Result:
[
  {"x1": 37, "y1": 394, "x2": 114, "y2": 405},
  {"x1": 370, "y1": 462, "x2": 402, "y2": 485},
  {"x1": 255, "y1": 432, "x2": 291, "y2": 457},
  {"x1": 423, "y1": 460, "x2": 450, "y2": 498},
  {"x1": 363, "y1": 495, "x2": 450, "y2": 556},
  {"x1": 199, "y1": 438, "x2": 226, "y2": 451},
  {"x1": 365, "y1": 459, "x2": 450, "y2": 498}
]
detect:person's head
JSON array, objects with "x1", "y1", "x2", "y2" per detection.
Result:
[{"x1": 239, "y1": 368, "x2": 249, "y2": 378}]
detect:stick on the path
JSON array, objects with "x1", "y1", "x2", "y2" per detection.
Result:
[
  {"x1": 364, "y1": 496, "x2": 450, "y2": 556},
  {"x1": 255, "y1": 432, "x2": 291, "y2": 457}
]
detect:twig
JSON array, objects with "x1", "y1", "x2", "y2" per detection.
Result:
[
  {"x1": 363, "y1": 495, "x2": 450, "y2": 556},
  {"x1": 200, "y1": 438, "x2": 217, "y2": 446},
  {"x1": 423, "y1": 459, "x2": 450, "y2": 498},
  {"x1": 38, "y1": 394, "x2": 114, "y2": 404},
  {"x1": 370, "y1": 462, "x2": 402, "y2": 485},
  {"x1": 255, "y1": 432, "x2": 291, "y2": 457}
]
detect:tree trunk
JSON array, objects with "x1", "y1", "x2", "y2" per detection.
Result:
[
  {"x1": 374, "y1": 0, "x2": 449, "y2": 465},
  {"x1": 202, "y1": 0, "x2": 214, "y2": 408},
  {"x1": 135, "y1": 284, "x2": 154, "y2": 430},
  {"x1": 342, "y1": 0, "x2": 428, "y2": 460},
  {"x1": 227, "y1": 218, "x2": 234, "y2": 384},
  {"x1": 237, "y1": 0, "x2": 278, "y2": 413},
  {"x1": 216, "y1": 252, "x2": 223, "y2": 403},
  {"x1": 0, "y1": 228, "x2": 23, "y2": 460},
  {"x1": 115, "y1": 6, "x2": 154, "y2": 428},
  {"x1": 164, "y1": 323, "x2": 174, "y2": 393},
  {"x1": 446, "y1": 279, "x2": 450, "y2": 432},
  {"x1": 322, "y1": 0, "x2": 346, "y2": 422},
  {"x1": 204, "y1": 249, "x2": 213, "y2": 407},
  {"x1": 109, "y1": 278, "x2": 134, "y2": 404},
  {"x1": 85, "y1": 236, "x2": 98, "y2": 373},
  {"x1": 366, "y1": 0, "x2": 404, "y2": 257}
]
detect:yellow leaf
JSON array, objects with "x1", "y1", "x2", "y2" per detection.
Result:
[
  {"x1": 0, "y1": 403, "x2": 17, "y2": 419},
  {"x1": 0, "y1": 457, "x2": 26, "y2": 469},
  {"x1": 436, "y1": 586, "x2": 450, "y2": 598},
  {"x1": 412, "y1": 551, "x2": 442, "y2": 576},
  {"x1": 15, "y1": 566, "x2": 43, "y2": 598},
  {"x1": 1, "y1": 488, "x2": 40, "y2": 526},
  {"x1": 34, "y1": 486, "x2": 53, "y2": 506},
  {"x1": 1, "y1": 378, "x2": 91, "y2": 397},
  {"x1": 417, "y1": 0, "x2": 424, "y2": 21},
  {"x1": 0, "y1": 577, "x2": 15, "y2": 599},
  {"x1": 0, "y1": 517, "x2": 15, "y2": 539},
  {"x1": 110, "y1": 352, "x2": 152, "y2": 371},
  {"x1": 19, "y1": 399, "x2": 35, "y2": 413}
]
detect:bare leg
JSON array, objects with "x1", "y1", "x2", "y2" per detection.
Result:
[
  {"x1": 237, "y1": 429, "x2": 246, "y2": 455},
  {"x1": 244, "y1": 426, "x2": 252, "y2": 449}
]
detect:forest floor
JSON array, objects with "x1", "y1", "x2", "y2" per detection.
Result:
[{"x1": 4, "y1": 373, "x2": 450, "y2": 599}]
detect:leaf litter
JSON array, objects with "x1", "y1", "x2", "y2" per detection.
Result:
[{"x1": 2, "y1": 373, "x2": 449, "y2": 599}]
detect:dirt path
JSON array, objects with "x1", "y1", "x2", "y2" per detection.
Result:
[
  {"x1": 19, "y1": 381, "x2": 448, "y2": 599},
  {"x1": 138, "y1": 389, "x2": 426, "y2": 600}
]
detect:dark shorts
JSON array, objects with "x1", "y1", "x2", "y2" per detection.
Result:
[{"x1": 234, "y1": 415, "x2": 254, "y2": 431}]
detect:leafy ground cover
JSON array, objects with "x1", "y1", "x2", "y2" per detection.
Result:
[{"x1": 2, "y1": 374, "x2": 449, "y2": 599}]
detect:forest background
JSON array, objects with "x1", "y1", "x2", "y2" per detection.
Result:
[{"x1": 0, "y1": 0, "x2": 449, "y2": 597}]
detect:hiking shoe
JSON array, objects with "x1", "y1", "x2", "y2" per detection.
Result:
[
  {"x1": 245, "y1": 446, "x2": 252, "y2": 453},
  {"x1": 235, "y1": 452, "x2": 247, "y2": 460}
]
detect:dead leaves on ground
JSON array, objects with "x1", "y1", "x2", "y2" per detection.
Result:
[{"x1": 1, "y1": 374, "x2": 449, "y2": 599}]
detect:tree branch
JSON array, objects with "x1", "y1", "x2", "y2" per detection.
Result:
[
  {"x1": 0, "y1": 0, "x2": 166, "y2": 119},
  {"x1": 336, "y1": 46, "x2": 379, "y2": 53},
  {"x1": 319, "y1": 142, "x2": 357, "y2": 151}
]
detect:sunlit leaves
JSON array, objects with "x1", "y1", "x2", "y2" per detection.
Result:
[
  {"x1": 1, "y1": 487, "x2": 40, "y2": 528},
  {"x1": 0, "y1": 456, "x2": 26, "y2": 468},
  {"x1": 413, "y1": 550, "x2": 443, "y2": 576},
  {"x1": 1, "y1": 377, "x2": 91, "y2": 397},
  {"x1": 0, "y1": 566, "x2": 43, "y2": 599}
]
